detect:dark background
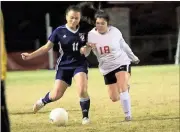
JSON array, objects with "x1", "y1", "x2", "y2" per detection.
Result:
[{"x1": 1, "y1": 1, "x2": 180, "y2": 65}]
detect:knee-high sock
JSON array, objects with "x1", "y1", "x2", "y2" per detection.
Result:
[
  {"x1": 80, "y1": 98, "x2": 90, "y2": 118},
  {"x1": 42, "y1": 92, "x2": 52, "y2": 105},
  {"x1": 120, "y1": 90, "x2": 131, "y2": 117}
]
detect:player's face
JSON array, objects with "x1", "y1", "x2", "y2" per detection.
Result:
[
  {"x1": 66, "y1": 10, "x2": 81, "y2": 29},
  {"x1": 95, "y1": 18, "x2": 108, "y2": 34}
]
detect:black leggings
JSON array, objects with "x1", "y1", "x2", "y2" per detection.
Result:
[{"x1": 1, "y1": 81, "x2": 10, "y2": 132}]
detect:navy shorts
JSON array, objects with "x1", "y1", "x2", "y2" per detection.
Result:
[
  {"x1": 103, "y1": 65, "x2": 131, "y2": 85},
  {"x1": 56, "y1": 66, "x2": 88, "y2": 86}
]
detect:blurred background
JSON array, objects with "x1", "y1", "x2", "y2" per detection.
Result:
[{"x1": 1, "y1": 1, "x2": 180, "y2": 70}]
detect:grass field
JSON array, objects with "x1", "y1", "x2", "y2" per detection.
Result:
[{"x1": 6, "y1": 65, "x2": 179, "y2": 132}]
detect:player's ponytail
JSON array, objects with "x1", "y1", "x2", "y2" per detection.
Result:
[{"x1": 77, "y1": 2, "x2": 97, "y2": 25}]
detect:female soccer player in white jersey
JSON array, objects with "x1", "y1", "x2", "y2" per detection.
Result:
[
  {"x1": 81, "y1": 10, "x2": 140, "y2": 121},
  {"x1": 21, "y1": 5, "x2": 96, "y2": 125}
]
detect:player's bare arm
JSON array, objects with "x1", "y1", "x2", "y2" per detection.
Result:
[{"x1": 21, "y1": 40, "x2": 54, "y2": 60}]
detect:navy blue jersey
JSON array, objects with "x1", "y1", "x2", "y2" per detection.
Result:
[{"x1": 49, "y1": 24, "x2": 89, "y2": 70}]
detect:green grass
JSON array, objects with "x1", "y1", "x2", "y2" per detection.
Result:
[{"x1": 6, "y1": 65, "x2": 179, "y2": 132}]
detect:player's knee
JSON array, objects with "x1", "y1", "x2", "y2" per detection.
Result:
[
  {"x1": 110, "y1": 96, "x2": 119, "y2": 102},
  {"x1": 111, "y1": 98, "x2": 119, "y2": 102}
]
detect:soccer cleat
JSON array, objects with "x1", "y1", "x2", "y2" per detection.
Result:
[
  {"x1": 33, "y1": 98, "x2": 45, "y2": 114},
  {"x1": 124, "y1": 116, "x2": 132, "y2": 121},
  {"x1": 82, "y1": 117, "x2": 90, "y2": 125}
]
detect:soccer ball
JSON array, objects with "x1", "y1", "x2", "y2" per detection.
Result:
[{"x1": 49, "y1": 108, "x2": 68, "y2": 126}]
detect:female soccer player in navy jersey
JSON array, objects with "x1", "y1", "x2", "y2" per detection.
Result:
[
  {"x1": 21, "y1": 4, "x2": 95, "y2": 125},
  {"x1": 81, "y1": 10, "x2": 140, "y2": 122}
]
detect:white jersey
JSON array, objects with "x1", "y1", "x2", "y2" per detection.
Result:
[{"x1": 87, "y1": 26, "x2": 138, "y2": 75}]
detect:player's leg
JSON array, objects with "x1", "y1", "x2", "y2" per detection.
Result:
[
  {"x1": 73, "y1": 67, "x2": 90, "y2": 124},
  {"x1": 33, "y1": 69, "x2": 72, "y2": 113},
  {"x1": 104, "y1": 70, "x2": 120, "y2": 102},
  {"x1": 115, "y1": 65, "x2": 132, "y2": 121},
  {"x1": 1, "y1": 81, "x2": 10, "y2": 132},
  {"x1": 128, "y1": 84, "x2": 130, "y2": 92},
  {"x1": 107, "y1": 83, "x2": 119, "y2": 102},
  {"x1": 127, "y1": 70, "x2": 131, "y2": 92},
  {"x1": 48, "y1": 80, "x2": 69, "y2": 101}
]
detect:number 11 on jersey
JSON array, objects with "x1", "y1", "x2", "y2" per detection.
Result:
[{"x1": 72, "y1": 42, "x2": 79, "y2": 51}]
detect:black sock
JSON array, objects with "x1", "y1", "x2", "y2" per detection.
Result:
[
  {"x1": 80, "y1": 98, "x2": 90, "y2": 118},
  {"x1": 42, "y1": 92, "x2": 52, "y2": 105}
]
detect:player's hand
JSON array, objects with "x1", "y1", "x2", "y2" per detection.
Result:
[
  {"x1": 87, "y1": 42, "x2": 96, "y2": 49},
  {"x1": 132, "y1": 56, "x2": 140, "y2": 64},
  {"x1": 133, "y1": 59, "x2": 140, "y2": 64},
  {"x1": 21, "y1": 53, "x2": 31, "y2": 60},
  {"x1": 80, "y1": 46, "x2": 87, "y2": 55}
]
